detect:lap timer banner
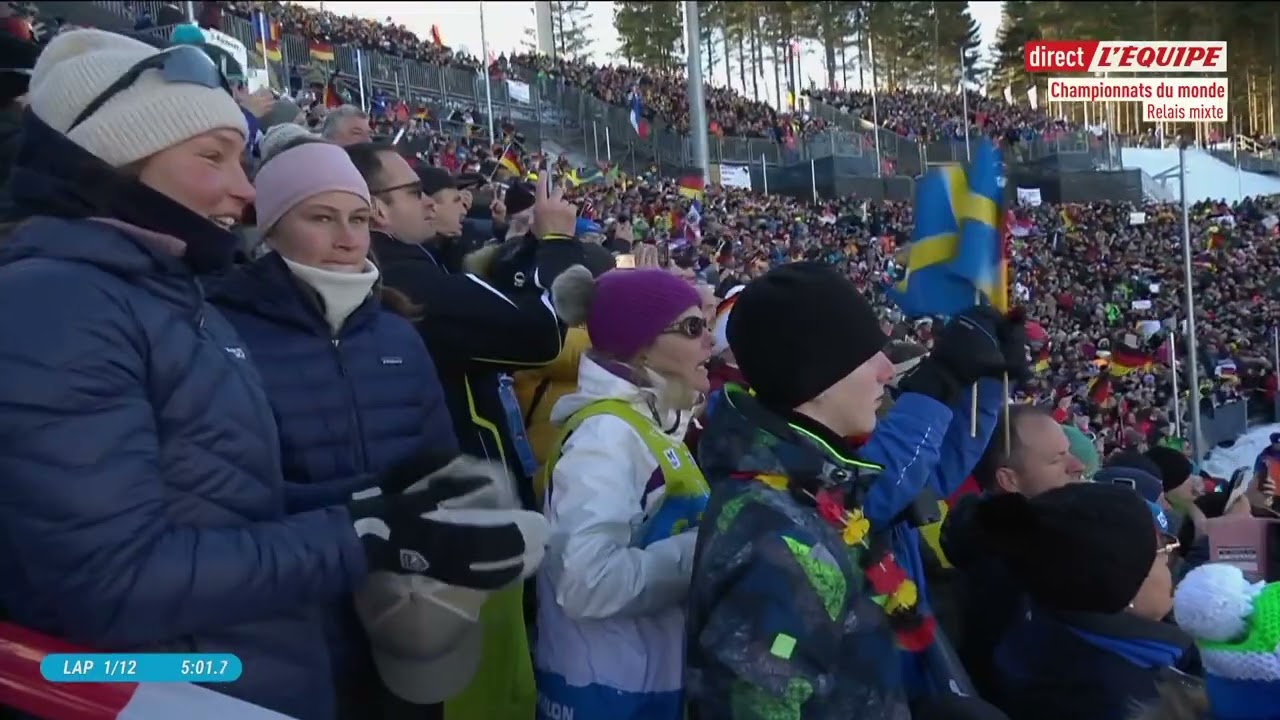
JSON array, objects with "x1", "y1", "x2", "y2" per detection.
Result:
[{"x1": 41, "y1": 653, "x2": 242, "y2": 683}]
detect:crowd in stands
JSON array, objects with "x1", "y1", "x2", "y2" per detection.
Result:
[
  {"x1": 8, "y1": 9, "x2": 1280, "y2": 720},
  {"x1": 221, "y1": 1, "x2": 481, "y2": 69},
  {"x1": 807, "y1": 87, "x2": 1076, "y2": 143}
]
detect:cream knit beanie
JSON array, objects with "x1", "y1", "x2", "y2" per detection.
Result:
[{"x1": 28, "y1": 28, "x2": 248, "y2": 168}]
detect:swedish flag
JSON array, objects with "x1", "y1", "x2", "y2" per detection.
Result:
[
  {"x1": 949, "y1": 140, "x2": 1008, "y2": 312},
  {"x1": 888, "y1": 139, "x2": 1008, "y2": 318},
  {"x1": 886, "y1": 164, "x2": 975, "y2": 318}
]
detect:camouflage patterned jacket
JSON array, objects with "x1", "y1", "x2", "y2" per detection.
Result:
[{"x1": 685, "y1": 387, "x2": 913, "y2": 720}]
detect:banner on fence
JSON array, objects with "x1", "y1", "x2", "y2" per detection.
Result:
[
  {"x1": 1016, "y1": 187, "x2": 1042, "y2": 206},
  {"x1": 505, "y1": 79, "x2": 531, "y2": 104},
  {"x1": 720, "y1": 164, "x2": 751, "y2": 190}
]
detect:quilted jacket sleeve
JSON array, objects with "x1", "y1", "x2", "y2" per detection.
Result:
[{"x1": 0, "y1": 266, "x2": 367, "y2": 648}]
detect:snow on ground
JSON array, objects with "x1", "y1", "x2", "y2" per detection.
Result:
[{"x1": 1200, "y1": 422, "x2": 1280, "y2": 479}]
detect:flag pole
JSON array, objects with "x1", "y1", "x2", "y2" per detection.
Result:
[
  {"x1": 1169, "y1": 321, "x2": 1181, "y2": 438},
  {"x1": 1179, "y1": 138, "x2": 1205, "y2": 461},
  {"x1": 869, "y1": 36, "x2": 883, "y2": 178},
  {"x1": 255, "y1": 12, "x2": 273, "y2": 93},
  {"x1": 479, "y1": 2, "x2": 496, "y2": 144},
  {"x1": 961, "y1": 46, "x2": 972, "y2": 163}
]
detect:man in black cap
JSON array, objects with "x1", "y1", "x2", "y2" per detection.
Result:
[{"x1": 687, "y1": 262, "x2": 1026, "y2": 718}]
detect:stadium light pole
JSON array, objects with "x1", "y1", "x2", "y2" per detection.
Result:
[
  {"x1": 1178, "y1": 138, "x2": 1204, "y2": 459},
  {"x1": 685, "y1": 1, "x2": 711, "y2": 180},
  {"x1": 479, "y1": 3, "x2": 496, "y2": 144}
]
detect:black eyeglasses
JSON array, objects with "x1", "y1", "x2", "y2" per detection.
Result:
[
  {"x1": 69, "y1": 45, "x2": 231, "y2": 132},
  {"x1": 370, "y1": 181, "x2": 425, "y2": 200},
  {"x1": 663, "y1": 316, "x2": 708, "y2": 339}
]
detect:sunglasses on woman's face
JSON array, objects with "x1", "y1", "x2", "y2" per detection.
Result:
[{"x1": 663, "y1": 316, "x2": 708, "y2": 339}]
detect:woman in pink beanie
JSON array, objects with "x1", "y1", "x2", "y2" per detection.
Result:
[
  {"x1": 210, "y1": 136, "x2": 550, "y2": 717},
  {"x1": 532, "y1": 266, "x2": 714, "y2": 720}
]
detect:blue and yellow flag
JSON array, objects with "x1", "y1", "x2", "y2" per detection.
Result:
[
  {"x1": 948, "y1": 140, "x2": 1008, "y2": 312},
  {"x1": 886, "y1": 164, "x2": 976, "y2": 317},
  {"x1": 887, "y1": 139, "x2": 1008, "y2": 318}
]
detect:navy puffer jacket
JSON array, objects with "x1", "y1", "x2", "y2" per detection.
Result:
[
  {"x1": 0, "y1": 113, "x2": 367, "y2": 720},
  {"x1": 210, "y1": 253, "x2": 458, "y2": 514},
  {"x1": 209, "y1": 253, "x2": 458, "y2": 686}
]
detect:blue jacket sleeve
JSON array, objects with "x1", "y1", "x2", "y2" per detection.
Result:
[
  {"x1": 283, "y1": 476, "x2": 374, "y2": 514},
  {"x1": 932, "y1": 378, "x2": 1003, "y2": 498},
  {"x1": 0, "y1": 270, "x2": 368, "y2": 648},
  {"x1": 860, "y1": 393, "x2": 954, "y2": 530}
]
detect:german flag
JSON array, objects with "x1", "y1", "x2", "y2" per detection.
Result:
[
  {"x1": 1087, "y1": 374, "x2": 1112, "y2": 404},
  {"x1": 322, "y1": 74, "x2": 342, "y2": 109},
  {"x1": 1108, "y1": 347, "x2": 1153, "y2": 376},
  {"x1": 309, "y1": 40, "x2": 335, "y2": 62},
  {"x1": 498, "y1": 146, "x2": 523, "y2": 176},
  {"x1": 677, "y1": 173, "x2": 704, "y2": 200}
]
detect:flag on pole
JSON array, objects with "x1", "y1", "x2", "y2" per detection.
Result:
[
  {"x1": 251, "y1": 11, "x2": 281, "y2": 62},
  {"x1": 677, "y1": 173, "x2": 704, "y2": 200},
  {"x1": 886, "y1": 165, "x2": 975, "y2": 318},
  {"x1": 307, "y1": 40, "x2": 334, "y2": 62},
  {"x1": 498, "y1": 144, "x2": 524, "y2": 176},
  {"x1": 948, "y1": 139, "x2": 1008, "y2": 312},
  {"x1": 628, "y1": 90, "x2": 649, "y2": 139}
]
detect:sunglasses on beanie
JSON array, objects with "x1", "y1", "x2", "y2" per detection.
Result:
[{"x1": 69, "y1": 44, "x2": 230, "y2": 131}]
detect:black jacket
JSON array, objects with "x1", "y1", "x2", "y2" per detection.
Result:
[
  {"x1": 371, "y1": 231, "x2": 583, "y2": 508},
  {"x1": 940, "y1": 493, "x2": 1025, "y2": 700},
  {"x1": 992, "y1": 606, "x2": 1199, "y2": 720}
]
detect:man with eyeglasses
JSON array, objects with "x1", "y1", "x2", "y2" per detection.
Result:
[
  {"x1": 940, "y1": 405, "x2": 1086, "y2": 700},
  {"x1": 346, "y1": 143, "x2": 583, "y2": 509}
]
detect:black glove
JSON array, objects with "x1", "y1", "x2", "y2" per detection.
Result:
[
  {"x1": 374, "y1": 446, "x2": 459, "y2": 495},
  {"x1": 930, "y1": 305, "x2": 1008, "y2": 385},
  {"x1": 1001, "y1": 308, "x2": 1032, "y2": 382},
  {"x1": 348, "y1": 458, "x2": 547, "y2": 590}
]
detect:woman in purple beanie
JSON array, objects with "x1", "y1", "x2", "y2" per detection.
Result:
[{"x1": 532, "y1": 266, "x2": 715, "y2": 720}]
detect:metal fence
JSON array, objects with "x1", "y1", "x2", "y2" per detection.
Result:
[
  {"x1": 808, "y1": 99, "x2": 1120, "y2": 176},
  {"x1": 83, "y1": 2, "x2": 893, "y2": 177}
]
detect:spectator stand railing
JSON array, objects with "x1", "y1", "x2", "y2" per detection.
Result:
[
  {"x1": 809, "y1": 99, "x2": 1119, "y2": 176},
  {"x1": 495, "y1": 68, "x2": 872, "y2": 183},
  {"x1": 82, "y1": 2, "x2": 901, "y2": 186},
  {"x1": 91, "y1": 2, "x2": 543, "y2": 142}
]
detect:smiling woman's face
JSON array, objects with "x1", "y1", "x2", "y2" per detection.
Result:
[{"x1": 137, "y1": 128, "x2": 255, "y2": 229}]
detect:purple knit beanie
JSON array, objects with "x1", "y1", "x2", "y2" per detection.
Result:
[{"x1": 586, "y1": 269, "x2": 702, "y2": 360}]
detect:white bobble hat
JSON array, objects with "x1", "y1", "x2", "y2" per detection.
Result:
[{"x1": 28, "y1": 28, "x2": 248, "y2": 168}]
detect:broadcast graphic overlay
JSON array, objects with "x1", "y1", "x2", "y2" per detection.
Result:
[{"x1": 1025, "y1": 41, "x2": 1228, "y2": 123}]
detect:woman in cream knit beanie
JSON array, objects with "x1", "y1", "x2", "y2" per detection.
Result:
[
  {"x1": 0, "y1": 30, "x2": 368, "y2": 719},
  {"x1": 29, "y1": 28, "x2": 248, "y2": 168}
]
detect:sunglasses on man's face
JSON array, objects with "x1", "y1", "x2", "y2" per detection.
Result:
[
  {"x1": 70, "y1": 45, "x2": 230, "y2": 132},
  {"x1": 663, "y1": 316, "x2": 708, "y2": 339}
]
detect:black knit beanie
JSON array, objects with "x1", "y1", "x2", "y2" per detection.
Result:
[
  {"x1": 726, "y1": 262, "x2": 886, "y2": 410},
  {"x1": 1145, "y1": 446, "x2": 1193, "y2": 493},
  {"x1": 976, "y1": 482, "x2": 1158, "y2": 615}
]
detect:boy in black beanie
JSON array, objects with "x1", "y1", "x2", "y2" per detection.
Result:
[{"x1": 687, "y1": 263, "x2": 1028, "y2": 717}]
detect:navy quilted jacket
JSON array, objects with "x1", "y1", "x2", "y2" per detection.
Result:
[
  {"x1": 0, "y1": 112, "x2": 372, "y2": 720},
  {"x1": 209, "y1": 253, "x2": 458, "y2": 687},
  {"x1": 210, "y1": 253, "x2": 458, "y2": 513},
  {"x1": 0, "y1": 217, "x2": 368, "y2": 720}
]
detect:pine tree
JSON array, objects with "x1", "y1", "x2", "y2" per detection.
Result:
[
  {"x1": 613, "y1": 1, "x2": 684, "y2": 71},
  {"x1": 550, "y1": 1, "x2": 592, "y2": 60}
]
